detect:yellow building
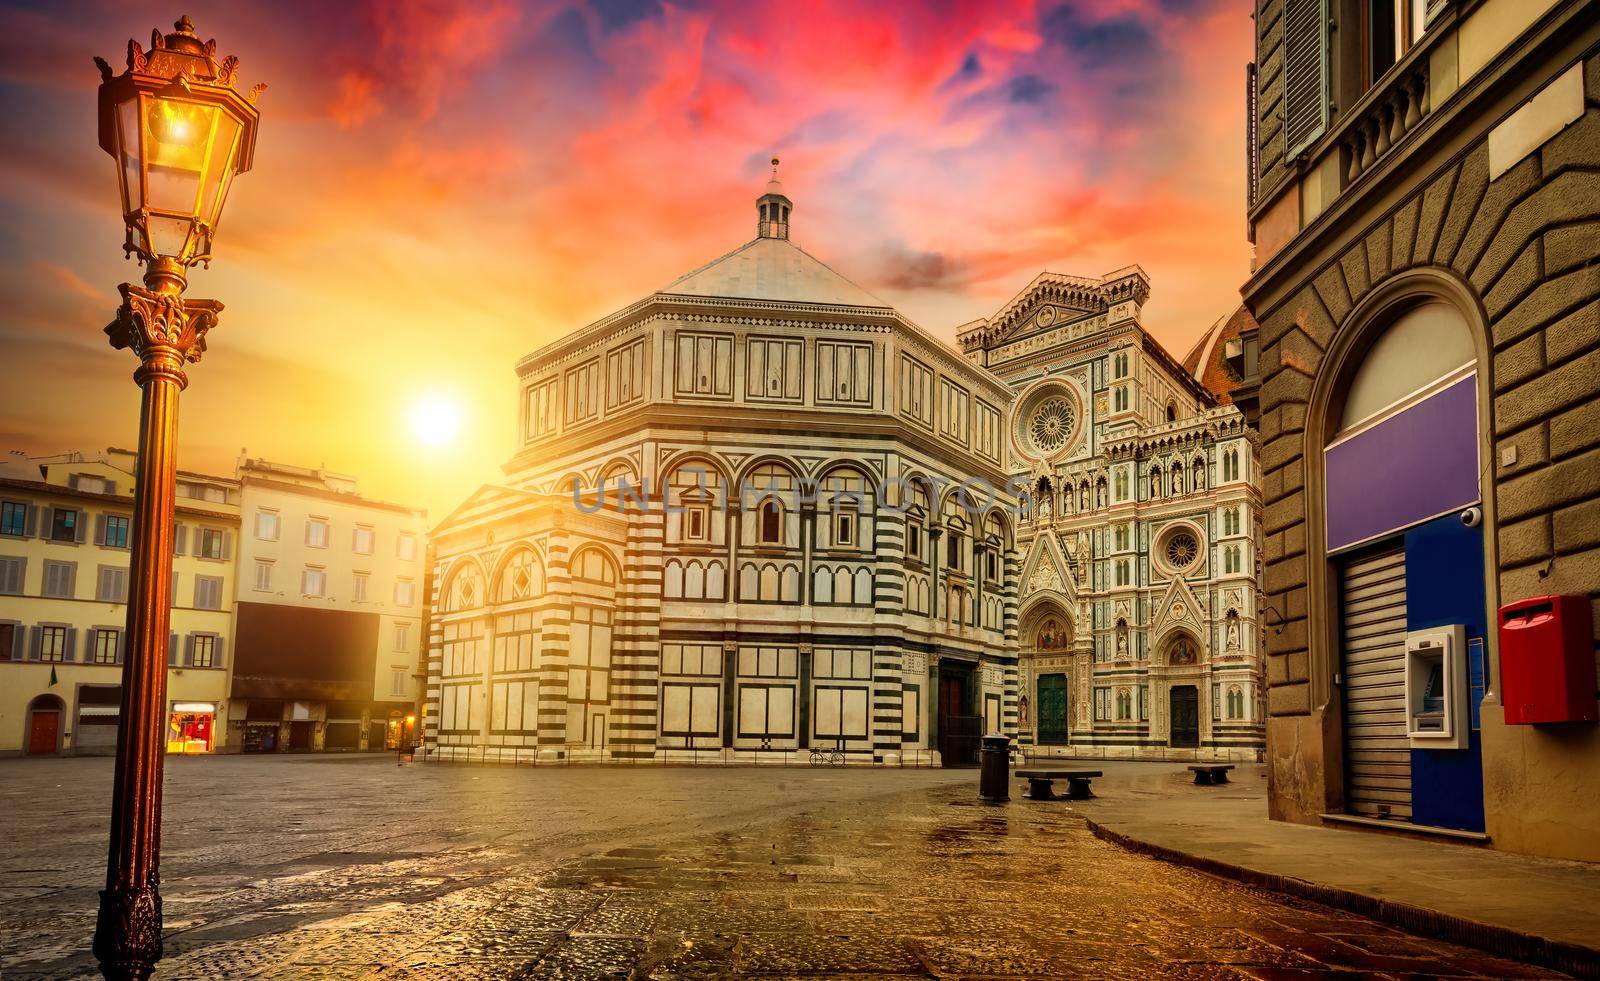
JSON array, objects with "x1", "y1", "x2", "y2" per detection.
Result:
[
  {"x1": 0, "y1": 449, "x2": 238, "y2": 756},
  {"x1": 228, "y1": 457, "x2": 428, "y2": 753}
]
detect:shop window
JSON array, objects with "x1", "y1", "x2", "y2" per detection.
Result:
[{"x1": 167, "y1": 705, "x2": 215, "y2": 754}]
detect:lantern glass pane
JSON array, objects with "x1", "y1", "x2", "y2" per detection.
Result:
[
  {"x1": 143, "y1": 96, "x2": 220, "y2": 219},
  {"x1": 117, "y1": 97, "x2": 141, "y2": 216},
  {"x1": 199, "y1": 112, "x2": 241, "y2": 230},
  {"x1": 148, "y1": 215, "x2": 192, "y2": 260}
]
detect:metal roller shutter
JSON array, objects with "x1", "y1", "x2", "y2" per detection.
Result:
[{"x1": 1340, "y1": 547, "x2": 1410, "y2": 819}]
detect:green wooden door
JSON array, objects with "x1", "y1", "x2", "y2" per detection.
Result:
[{"x1": 1037, "y1": 674, "x2": 1069, "y2": 745}]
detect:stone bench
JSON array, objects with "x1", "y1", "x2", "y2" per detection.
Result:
[
  {"x1": 1016, "y1": 768, "x2": 1102, "y2": 800},
  {"x1": 1187, "y1": 764, "x2": 1235, "y2": 785}
]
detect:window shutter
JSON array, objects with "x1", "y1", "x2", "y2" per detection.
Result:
[
  {"x1": 1282, "y1": 0, "x2": 1331, "y2": 158},
  {"x1": 23, "y1": 505, "x2": 37, "y2": 537},
  {"x1": 96, "y1": 514, "x2": 108, "y2": 546},
  {"x1": 183, "y1": 634, "x2": 195, "y2": 666},
  {"x1": 74, "y1": 514, "x2": 86, "y2": 544},
  {"x1": 29, "y1": 625, "x2": 41, "y2": 660},
  {"x1": 221, "y1": 530, "x2": 232, "y2": 561},
  {"x1": 174, "y1": 524, "x2": 188, "y2": 555},
  {"x1": 68, "y1": 474, "x2": 80, "y2": 490},
  {"x1": 106, "y1": 481, "x2": 117, "y2": 495},
  {"x1": 39, "y1": 506, "x2": 53, "y2": 539},
  {"x1": 118, "y1": 630, "x2": 128, "y2": 664},
  {"x1": 168, "y1": 632, "x2": 178, "y2": 666},
  {"x1": 63, "y1": 627, "x2": 77, "y2": 662},
  {"x1": 214, "y1": 636, "x2": 226, "y2": 668}
]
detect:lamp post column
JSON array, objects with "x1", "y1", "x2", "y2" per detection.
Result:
[{"x1": 93, "y1": 257, "x2": 221, "y2": 981}]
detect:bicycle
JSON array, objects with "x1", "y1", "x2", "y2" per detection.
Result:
[{"x1": 809, "y1": 740, "x2": 846, "y2": 767}]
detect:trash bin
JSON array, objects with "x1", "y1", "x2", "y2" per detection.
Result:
[{"x1": 979, "y1": 734, "x2": 1010, "y2": 803}]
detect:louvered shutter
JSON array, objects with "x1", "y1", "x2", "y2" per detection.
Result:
[
  {"x1": 29, "y1": 625, "x2": 41, "y2": 660},
  {"x1": 1340, "y1": 547, "x2": 1411, "y2": 820},
  {"x1": 221, "y1": 530, "x2": 232, "y2": 561},
  {"x1": 214, "y1": 636, "x2": 226, "y2": 668},
  {"x1": 39, "y1": 506, "x2": 53, "y2": 540},
  {"x1": 74, "y1": 513, "x2": 86, "y2": 544},
  {"x1": 96, "y1": 514, "x2": 108, "y2": 546},
  {"x1": 118, "y1": 630, "x2": 128, "y2": 664},
  {"x1": 174, "y1": 524, "x2": 187, "y2": 555},
  {"x1": 63, "y1": 627, "x2": 77, "y2": 662},
  {"x1": 168, "y1": 632, "x2": 178, "y2": 666},
  {"x1": 23, "y1": 504, "x2": 37, "y2": 537},
  {"x1": 105, "y1": 481, "x2": 117, "y2": 495},
  {"x1": 1282, "y1": 0, "x2": 1331, "y2": 158},
  {"x1": 183, "y1": 634, "x2": 195, "y2": 666}
]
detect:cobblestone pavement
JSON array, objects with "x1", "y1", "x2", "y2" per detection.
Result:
[{"x1": 0, "y1": 756, "x2": 1569, "y2": 979}]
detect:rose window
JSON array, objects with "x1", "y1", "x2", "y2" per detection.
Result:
[
  {"x1": 1028, "y1": 398, "x2": 1075, "y2": 454},
  {"x1": 1164, "y1": 531, "x2": 1199, "y2": 569}
]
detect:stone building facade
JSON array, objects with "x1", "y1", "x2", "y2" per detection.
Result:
[
  {"x1": 422, "y1": 171, "x2": 1264, "y2": 765},
  {"x1": 959, "y1": 281, "x2": 1265, "y2": 760},
  {"x1": 1245, "y1": 0, "x2": 1599, "y2": 858}
]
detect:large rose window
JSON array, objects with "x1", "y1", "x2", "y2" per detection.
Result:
[
  {"x1": 1161, "y1": 530, "x2": 1201, "y2": 571},
  {"x1": 1029, "y1": 398, "x2": 1075, "y2": 453}
]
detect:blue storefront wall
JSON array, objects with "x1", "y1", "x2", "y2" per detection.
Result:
[
  {"x1": 1326, "y1": 371, "x2": 1488, "y2": 832},
  {"x1": 1404, "y1": 516, "x2": 1488, "y2": 833}
]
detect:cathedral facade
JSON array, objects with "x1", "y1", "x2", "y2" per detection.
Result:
[
  {"x1": 422, "y1": 171, "x2": 1263, "y2": 765},
  {"x1": 960, "y1": 282, "x2": 1265, "y2": 760}
]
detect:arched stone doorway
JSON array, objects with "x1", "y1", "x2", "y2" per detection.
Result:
[
  {"x1": 25, "y1": 694, "x2": 65, "y2": 755},
  {"x1": 1020, "y1": 601, "x2": 1073, "y2": 747},
  {"x1": 1157, "y1": 631, "x2": 1204, "y2": 749}
]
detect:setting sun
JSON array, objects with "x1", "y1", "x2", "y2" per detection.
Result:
[{"x1": 409, "y1": 394, "x2": 462, "y2": 447}]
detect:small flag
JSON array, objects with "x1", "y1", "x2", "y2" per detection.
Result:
[{"x1": 49, "y1": 665, "x2": 58, "y2": 687}]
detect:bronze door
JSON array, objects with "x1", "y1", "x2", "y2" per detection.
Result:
[{"x1": 1169, "y1": 686, "x2": 1200, "y2": 748}]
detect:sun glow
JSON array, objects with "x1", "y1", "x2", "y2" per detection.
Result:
[{"x1": 409, "y1": 394, "x2": 463, "y2": 447}]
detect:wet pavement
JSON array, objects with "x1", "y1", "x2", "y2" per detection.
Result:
[{"x1": 0, "y1": 756, "x2": 1570, "y2": 979}]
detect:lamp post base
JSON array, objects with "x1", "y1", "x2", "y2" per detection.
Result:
[{"x1": 93, "y1": 884, "x2": 162, "y2": 981}]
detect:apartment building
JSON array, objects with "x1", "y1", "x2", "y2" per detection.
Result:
[
  {"x1": 1, "y1": 449, "x2": 426, "y2": 756},
  {"x1": 0, "y1": 449, "x2": 238, "y2": 755},
  {"x1": 1244, "y1": 0, "x2": 1599, "y2": 858},
  {"x1": 230, "y1": 458, "x2": 427, "y2": 753}
]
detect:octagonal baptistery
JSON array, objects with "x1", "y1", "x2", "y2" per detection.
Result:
[{"x1": 424, "y1": 168, "x2": 1023, "y2": 766}]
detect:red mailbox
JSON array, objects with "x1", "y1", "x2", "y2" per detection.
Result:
[{"x1": 1498, "y1": 594, "x2": 1597, "y2": 725}]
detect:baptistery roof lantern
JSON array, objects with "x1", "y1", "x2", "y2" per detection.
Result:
[{"x1": 756, "y1": 156, "x2": 791, "y2": 239}]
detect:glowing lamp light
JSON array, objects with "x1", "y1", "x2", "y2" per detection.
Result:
[{"x1": 97, "y1": 16, "x2": 261, "y2": 268}]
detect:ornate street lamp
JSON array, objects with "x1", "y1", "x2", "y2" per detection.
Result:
[{"x1": 91, "y1": 16, "x2": 260, "y2": 980}]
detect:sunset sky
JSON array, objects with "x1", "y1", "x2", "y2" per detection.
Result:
[{"x1": 0, "y1": 0, "x2": 1255, "y2": 520}]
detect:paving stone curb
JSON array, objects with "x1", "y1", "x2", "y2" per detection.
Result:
[{"x1": 1084, "y1": 816, "x2": 1600, "y2": 980}]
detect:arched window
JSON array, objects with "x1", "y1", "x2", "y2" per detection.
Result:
[
  {"x1": 759, "y1": 499, "x2": 784, "y2": 545},
  {"x1": 906, "y1": 481, "x2": 931, "y2": 562},
  {"x1": 442, "y1": 561, "x2": 484, "y2": 612},
  {"x1": 495, "y1": 548, "x2": 544, "y2": 603},
  {"x1": 1227, "y1": 685, "x2": 1245, "y2": 720},
  {"x1": 666, "y1": 461, "x2": 724, "y2": 544},
  {"x1": 1166, "y1": 401, "x2": 1177, "y2": 422},
  {"x1": 820, "y1": 467, "x2": 872, "y2": 550},
  {"x1": 1116, "y1": 688, "x2": 1133, "y2": 720},
  {"x1": 942, "y1": 490, "x2": 976, "y2": 574}
]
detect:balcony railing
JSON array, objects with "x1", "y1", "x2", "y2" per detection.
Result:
[{"x1": 1343, "y1": 60, "x2": 1432, "y2": 182}]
